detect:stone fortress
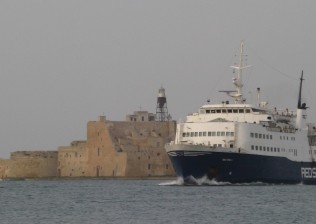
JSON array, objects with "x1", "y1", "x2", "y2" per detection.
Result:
[{"x1": 0, "y1": 87, "x2": 176, "y2": 179}]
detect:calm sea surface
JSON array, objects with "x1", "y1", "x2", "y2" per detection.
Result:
[{"x1": 0, "y1": 179, "x2": 315, "y2": 224}]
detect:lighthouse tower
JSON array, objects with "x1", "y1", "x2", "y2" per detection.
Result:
[{"x1": 156, "y1": 86, "x2": 169, "y2": 121}]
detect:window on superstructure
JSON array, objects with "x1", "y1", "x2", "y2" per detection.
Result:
[
  {"x1": 228, "y1": 109, "x2": 232, "y2": 113},
  {"x1": 267, "y1": 147, "x2": 269, "y2": 151},
  {"x1": 233, "y1": 109, "x2": 238, "y2": 113},
  {"x1": 255, "y1": 133, "x2": 258, "y2": 138},
  {"x1": 230, "y1": 144, "x2": 233, "y2": 148},
  {"x1": 218, "y1": 144, "x2": 222, "y2": 147},
  {"x1": 190, "y1": 132, "x2": 194, "y2": 137},
  {"x1": 212, "y1": 132, "x2": 216, "y2": 136},
  {"x1": 211, "y1": 110, "x2": 216, "y2": 113},
  {"x1": 274, "y1": 147, "x2": 276, "y2": 152},
  {"x1": 250, "y1": 133, "x2": 254, "y2": 138},
  {"x1": 280, "y1": 136, "x2": 282, "y2": 140},
  {"x1": 263, "y1": 147, "x2": 266, "y2": 151},
  {"x1": 260, "y1": 146, "x2": 262, "y2": 151},
  {"x1": 239, "y1": 109, "x2": 244, "y2": 113},
  {"x1": 203, "y1": 132, "x2": 207, "y2": 136},
  {"x1": 214, "y1": 144, "x2": 217, "y2": 147},
  {"x1": 206, "y1": 110, "x2": 210, "y2": 114},
  {"x1": 245, "y1": 109, "x2": 251, "y2": 113},
  {"x1": 255, "y1": 146, "x2": 258, "y2": 150},
  {"x1": 222, "y1": 109, "x2": 227, "y2": 113},
  {"x1": 270, "y1": 135, "x2": 273, "y2": 139},
  {"x1": 182, "y1": 133, "x2": 186, "y2": 137},
  {"x1": 259, "y1": 134, "x2": 262, "y2": 139},
  {"x1": 226, "y1": 132, "x2": 230, "y2": 136},
  {"x1": 195, "y1": 132, "x2": 198, "y2": 137},
  {"x1": 278, "y1": 148, "x2": 280, "y2": 152},
  {"x1": 231, "y1": 132, "x2": 234, "y2": 136},
  {"x1": 221, "y1": 132, "x2": 225, "y2": 136},
  {"x1": 251, "y1": 145, "x2": 254, "y2": 150},
  {"x1": 199, "y1": 132, "x2": 203, "y2": 137},
  {"x1": 217, "y1": 131, "x2": 220, "y2": 136},
  {"x1": 263, "y1": 135, "x2": 265, "y2": 139},
  {"x1": 216, "y1": 109, "x2": 221, "y2": 113},
  {"x1": 208, "y1": 132, "x2": 212, "y2": 136}
]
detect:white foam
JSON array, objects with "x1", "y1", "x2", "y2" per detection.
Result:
[{"x1": 158, "y1": 177, "x2": 184, "y2": 186}]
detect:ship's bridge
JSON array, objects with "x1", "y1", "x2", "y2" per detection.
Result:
[{"x1": 185, "y1": 103, "x2": 272, "y2": 124}]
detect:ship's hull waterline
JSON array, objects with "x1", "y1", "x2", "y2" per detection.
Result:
[{"x1": 166, "y1": 144, "x2": 316, "y2": 185}]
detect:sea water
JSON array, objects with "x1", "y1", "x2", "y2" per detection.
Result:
[{"x1": 0, "y1": 179, "x2": 315, "y2": 224}]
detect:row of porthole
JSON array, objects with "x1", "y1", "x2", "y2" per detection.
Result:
[
  {"x1": 182, "y1": 131, "x2": 234, "y2": 138},
  {"x1": 251, "y1": 145, "x2": 297, "y2": 156}
]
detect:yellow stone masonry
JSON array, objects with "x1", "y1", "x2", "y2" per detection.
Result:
[{"x1": 0, "y1": 112, "x2": 176, "y2": 179}]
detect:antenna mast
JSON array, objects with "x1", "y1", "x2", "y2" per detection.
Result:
[{"x1": 229, "y1": 41, "x2": 251, "y2": 103}]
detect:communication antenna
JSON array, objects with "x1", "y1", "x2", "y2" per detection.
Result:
[{"x1": 156, "y1": 86, "x2": 169, "y2": 121}]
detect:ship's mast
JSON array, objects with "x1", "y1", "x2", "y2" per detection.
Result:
[
  {"x1": 296, "y1": 70, "x2": 307, "y2": 130},
  {"x1": 229, "y1": 41, "x2": 251, "y2": 103}
]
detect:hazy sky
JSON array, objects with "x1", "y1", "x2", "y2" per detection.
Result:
[{"x1": 1, "y1": 1, "x2": 316, "y2": 158}]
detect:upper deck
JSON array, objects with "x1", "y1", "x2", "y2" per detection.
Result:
[{"x1": 185, "y1": 102, "x2": 295, "y2": 125}]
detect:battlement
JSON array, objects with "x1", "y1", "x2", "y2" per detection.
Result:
[{"x1": 11, "y1": 151, "x2": 57, "y2": 160}]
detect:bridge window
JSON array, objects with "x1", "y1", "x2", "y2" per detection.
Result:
[
  {"x1": 208, "y1": 132, "x2": 212, "y2": 136},
  {"x1": 212, "y1": 132, "x2": 216, "y2": 136},
  {"x1": 199, "y1": 132, "x2": 202, "y2": 137},
  {"x1": 250, "y1": 133, "x2": 254, "y2": 138},
  {"x1": 217, "y1": 131, "x2": 221, "y2": 136},
  {"x1": 203, "y1": 132, "x2": 207, "y2": 136},
  {"x1": 239, "y1": 109, "x2": 244, "y2": 113},
  {"x1": 221, "y1": 132, "x2": 225, "y2": 136},
  {"x1": 245, "y1": 109, "x2": 251, "y2": 113},
  {"x1": 233, "y1": 109, "x2": 238, "y2": 113},
  {"x1": 228, "y1": 109, "x2": 232, "y2": 113},
  {"x1": 222, "y1": 109, "x2": 227, "y2": 113}
]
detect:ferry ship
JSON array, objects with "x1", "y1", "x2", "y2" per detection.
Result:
[{"x1": 166, "y1": 42, "x2": 316, "y2": 185}]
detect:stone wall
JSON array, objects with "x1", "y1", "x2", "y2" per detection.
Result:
[
  {"x1": 58, "y1": 116, "x2": 176, "y2": 177},
  {"x1": 1, "y1": 151, "x2": 58, "y2": 178}
]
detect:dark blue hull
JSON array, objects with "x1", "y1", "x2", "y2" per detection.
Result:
[{"x1": 168, "y1": 150, "x2": 316, "y2": 185}]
